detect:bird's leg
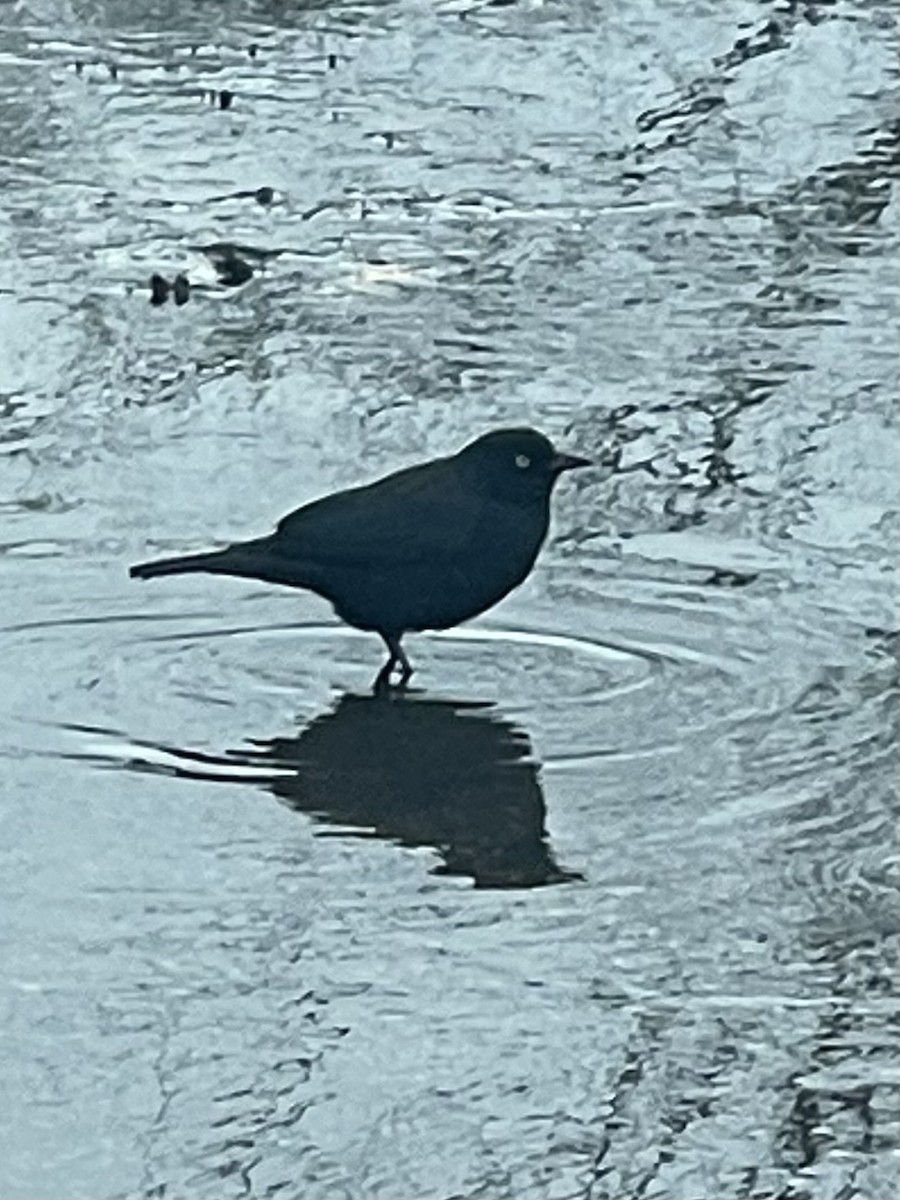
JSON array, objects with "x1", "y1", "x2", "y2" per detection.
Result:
[
  {"x1": 373, "y1": 647, "x2": 397, "y2": 694},
  {"x1": 394, "y1": 637, "x2": 413, "y2": 685},
  {"x1": 374, "y1": 633, "x2": 413, "y2": 693}
]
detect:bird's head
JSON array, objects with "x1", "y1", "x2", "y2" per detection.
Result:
[{"x1": 456, "y1": 428, "x2": 591, "y2": 502}]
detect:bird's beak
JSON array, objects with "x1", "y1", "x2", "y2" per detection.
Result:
[{"x1": 552, "y1": 450, "x2": 592, "y2": 473}]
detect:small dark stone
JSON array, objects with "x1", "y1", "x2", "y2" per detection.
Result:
[
  {"x1": 172, "y1": 274, "x2": 190, "y2": 306},
  {"x1": 248, "y1": 43, "x2": 258, "y2": 58},
  {"x1": 205, "y1": 245, "x2": 254, "y2": 286},
  {"x1": 255, "y1": 186, "x2": 275, "y2": 206},
  {"x1": 149, "y1": 274, "x2": 169, "y2": 306},
  {"x1": 219, "y1": 89, "x2": 234, "y2": 110},
  {"x1": 221, "y1": 257, "x2": 253, "y2": 286},
  {"x1": 327, "y1": 52, "x2": 338, "y2": 69}
]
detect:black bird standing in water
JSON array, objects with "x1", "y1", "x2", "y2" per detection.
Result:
[{"x1": 130, "y1": 428, "x2": 591, "y2": 689}]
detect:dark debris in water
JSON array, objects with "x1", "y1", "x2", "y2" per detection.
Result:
[
  {"x1": 149, "y1": 273, "x2": 168, "y2": 306},
  {"x1": 208, "y1": 186, "x2": 278, "y2": 207},
  {"x1": 148, "y1": 273, "x2": 190, "y2": 306},
  {"x1": 205, "y1": 88, "x2": 234, "y2": 109},
  {"x1": 195, "y1": 241, "x2": 285, "y2": 286},
  {"x1": 172, "y1": 273, "x2": 190, "y2": 305},
  {"x1": 704, "y1": 568, "x2": 759, "y2": 588},
  {"x1": 209, "y1": 248, "x2": 253, "y2": 286}
]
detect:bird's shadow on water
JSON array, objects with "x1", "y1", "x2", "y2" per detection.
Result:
[{"x1": 131, "y1": 691, "x2": 581, "y2": 889}]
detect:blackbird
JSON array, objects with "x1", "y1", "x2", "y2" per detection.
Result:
[{"x1": 130, "y1": 427, "x2": 591, "y2": 688}]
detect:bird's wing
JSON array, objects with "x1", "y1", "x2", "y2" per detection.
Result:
[{"x1": 271, "y1": 457, "x2": 478, "y2": 567}]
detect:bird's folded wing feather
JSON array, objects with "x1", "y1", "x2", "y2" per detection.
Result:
[{"x1": 272, "y1": 459, "x2": 478, "y2": 566}]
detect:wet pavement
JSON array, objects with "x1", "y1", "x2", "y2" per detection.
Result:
[{"x1": 1, "y1": 0, "x2": 898, "y2": 1196}]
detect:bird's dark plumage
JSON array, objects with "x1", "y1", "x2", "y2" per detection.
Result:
[{"x1": 130, "y1": 428, "x2": 590, "y2": 688}]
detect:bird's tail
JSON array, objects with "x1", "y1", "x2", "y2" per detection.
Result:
[{"x1": 130, "y1": 540, "x2": 274, "y2": 582}]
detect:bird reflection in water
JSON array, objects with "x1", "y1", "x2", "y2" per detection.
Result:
[{"x1": 172, "y1": 693, "x2": 579, "y2": 889}]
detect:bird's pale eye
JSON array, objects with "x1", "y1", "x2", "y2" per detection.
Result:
[{"x1": 515, "y1": 454, "x2": 531, "y2": 470}]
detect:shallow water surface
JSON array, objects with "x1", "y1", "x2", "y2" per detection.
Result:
[{"x1": 1, "y1": 0, "x2": 898, "y2": 1197}]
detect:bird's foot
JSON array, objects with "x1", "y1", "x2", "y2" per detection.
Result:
[
  {"x1": 374, "y1": 635, "x2": 414, "y2": 695},
  {"x1": 372, "y1": 656, "x2": 414, "y2": 696}
]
